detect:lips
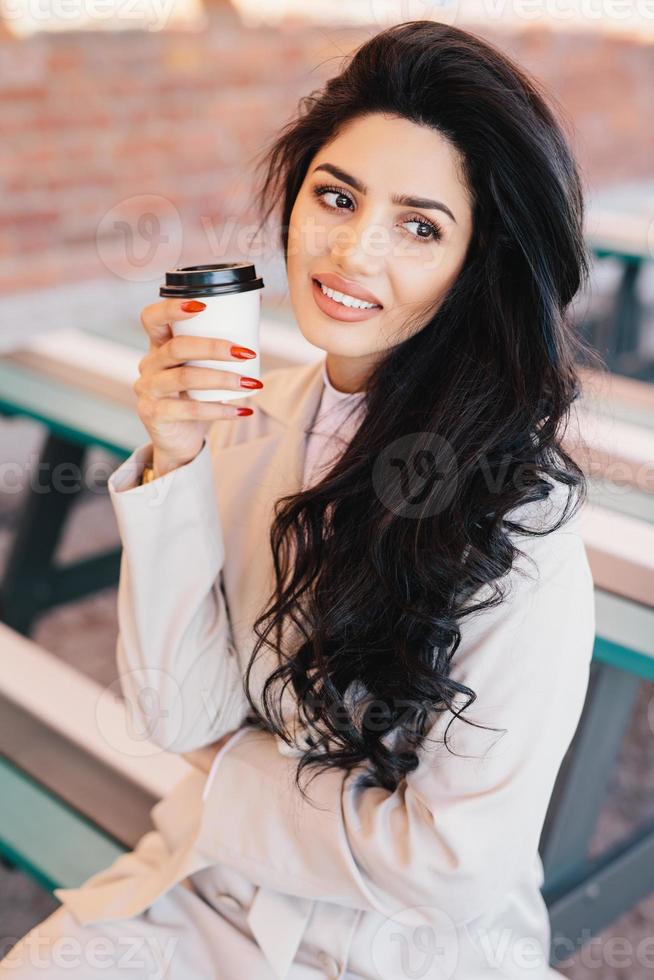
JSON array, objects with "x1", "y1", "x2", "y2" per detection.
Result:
[
  {"x1": 313, "y1": 272, "x2": 383, "y2": 308},
  {"x1": 310, "y1": 276, "x2": 383, "y2": 322}
]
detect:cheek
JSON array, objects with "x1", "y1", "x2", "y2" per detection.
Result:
[
  {"x1": 396, "y1": 249, "x2": 454, "y2": 300},
  {"x1": 287, "y1": 203, "x2": 307, "y2": 266},
  {"x1": 289, "y1": 197, "x2": 335, "y2": 263},
  {"x1": 380, "y1": 265, "x2": 446, "y2": 335}
]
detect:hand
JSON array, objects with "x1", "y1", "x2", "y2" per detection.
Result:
[
  {"x1": 181, "y1": 729, "x2": 240, "y2": 774},
  {"x1": 134, "y1": 298, "x2": 260, "y2": 476}
]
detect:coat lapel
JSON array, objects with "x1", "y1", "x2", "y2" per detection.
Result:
[{"x1": 211, "y1": 358, "x2": 325, "y2": 686}]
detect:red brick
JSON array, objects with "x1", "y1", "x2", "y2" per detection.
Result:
[{"x1": 0, "y1": 8, "x2": 651, "y2": 297}]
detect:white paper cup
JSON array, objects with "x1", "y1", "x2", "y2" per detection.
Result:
[{"x1": 159, "y1": 262, "x2": 264, "y2": 402}]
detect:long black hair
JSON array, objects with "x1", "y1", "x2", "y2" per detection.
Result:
[{"x1": 238, "y1": 20, "x2": 604, "y2": 796}]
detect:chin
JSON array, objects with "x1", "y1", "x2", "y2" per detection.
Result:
[{"x1": 303, "y1": 313, "x2": 378, "y2": 356}]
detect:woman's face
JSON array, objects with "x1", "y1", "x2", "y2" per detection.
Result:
[{"x1": 286, "y1": 112, "x2": 474, "y2": 392}]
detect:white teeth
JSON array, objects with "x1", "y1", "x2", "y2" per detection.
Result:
[{"x1": 319, "y1": 282, "x2": 378, "y2": 309}]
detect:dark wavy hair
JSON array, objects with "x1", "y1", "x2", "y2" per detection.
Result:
[{"x1": 238, "y1": 20, "x2": 604, "y2": 797}]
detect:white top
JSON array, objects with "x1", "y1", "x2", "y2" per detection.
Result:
[{"x1": 301, "y1": 358, "x2": 366, "y2": 491}]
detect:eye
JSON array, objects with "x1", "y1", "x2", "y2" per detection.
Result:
[
  {"x1": 312, "y1": 184, "x2": 354, "y2": 212},
  {"x1": 312, "y1": 184, "x2": 443, "y2": 243},
  {"x1": 402, "y1": 215, "x2": 443, "y2": 243}
]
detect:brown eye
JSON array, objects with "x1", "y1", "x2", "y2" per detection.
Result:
[
  {"x1": 402, "y1": 216, "x2": 443, "y2": 242},
  {"x1": 313, "y1": 184, "x2": 354, "y2": 211}
]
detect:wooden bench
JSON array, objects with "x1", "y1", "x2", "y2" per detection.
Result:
[{"x1": 0, "y1": 621, "x2": 193, "y2": 890}]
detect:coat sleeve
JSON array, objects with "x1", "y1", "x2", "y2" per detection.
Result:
[
  {"x1": 192, "y1": 519, "x2": 596, "y2": 927},
  {"x1": 107, "y1": 435, "x2": 248, "y2": 754}
]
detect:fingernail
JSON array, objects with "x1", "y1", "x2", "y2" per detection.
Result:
[
  {"x1": 235, "y1": 406, "x2": 254, "y2": 415},
  {"x1": 181, "y1": 300, "x2": 206, "y2": 312},
  {"x1": 240, "y1": 376, "x2": 263, "y2": 389},
  {"x1": 230, "y1": 345, "x2": 256, "y2": 359}
]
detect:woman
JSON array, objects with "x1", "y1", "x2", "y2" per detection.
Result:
[{"x1": 1, "y1": 20, "x2": 600, "y2": 980}]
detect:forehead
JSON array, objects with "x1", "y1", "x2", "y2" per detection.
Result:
[{"x1": 309, "y1": 113, "x2": 472, "y2": 219}]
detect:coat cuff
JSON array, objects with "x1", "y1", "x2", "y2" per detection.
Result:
[{"x1": 107, "y1": 437, "x2": 222, "y2": 578}]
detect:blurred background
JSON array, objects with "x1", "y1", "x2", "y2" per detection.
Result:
[{"x1": 0, "y1": 2, "x2": 653, "y2": 977}]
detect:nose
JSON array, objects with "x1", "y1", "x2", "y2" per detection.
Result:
[{"x1": 328, "y1": 210, "x2": 384, "y2": 279}]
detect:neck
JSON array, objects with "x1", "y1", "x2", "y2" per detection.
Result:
[{"x1": 325, "y1": 353, "x2": 373, "y2": 394}]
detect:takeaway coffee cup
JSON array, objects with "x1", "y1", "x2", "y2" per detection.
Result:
[{"x1": 159, "y1": 263, "x2": 264, "y2": 403}]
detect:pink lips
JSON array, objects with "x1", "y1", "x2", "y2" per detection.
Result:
[
  {"x1": 310, "y1": 275, "x2": 383, "y2": 323},
  {"x1": 314, "y1": 271, "x2": 383, "y2": 308}
]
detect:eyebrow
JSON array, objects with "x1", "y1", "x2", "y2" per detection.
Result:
[{"x1": 311, "y1": 162, "x2": 457, "y2": 224}]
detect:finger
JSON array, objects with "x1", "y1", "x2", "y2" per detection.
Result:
[
  {"x1": 142, "y1": 396, "x2": 254, "y2": 423},
  {"x1": 149, "y1": 334, "x2": 255, "y2": 372},
  {"x1": 137, "y1": 366, "x2": 254, "y2": 399},
  {"x1": 139, "y1": 298, "x2": 208, "y2": 349}
]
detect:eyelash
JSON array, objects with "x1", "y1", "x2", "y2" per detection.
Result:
[{"x1": 311, "y1": 183, "x2": 444, "y2": 243}]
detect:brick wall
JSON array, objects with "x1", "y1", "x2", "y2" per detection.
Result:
[{"x1": 0, "y1": 9, "x2": 652, "y2": 297}]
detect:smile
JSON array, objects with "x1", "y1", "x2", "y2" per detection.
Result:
[{"x1": 310, "y1": 277, "x2": 383, "y2": 322}]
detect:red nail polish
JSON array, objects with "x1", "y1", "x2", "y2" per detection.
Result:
[
  {"x1": 230, "y1": 345, "x2": 256, "y2": 359},
  {"x1": 236, "y1": 406, "x2": 254, "y2": 415},
  {"x1": 240, "y1": 377, "x2": 263, "y2": 389},
  {"x1": 181, "y1": 300, "x2": 206, "y2": 312}
]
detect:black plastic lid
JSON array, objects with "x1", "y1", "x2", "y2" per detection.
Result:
[{"x1": 159, "y1": 263, "x2": 264, "y2": 299}]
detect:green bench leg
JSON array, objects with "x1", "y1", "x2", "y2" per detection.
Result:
[
  {"x1": 540, "y1": 659, "x2": 644, "y2": 966},
  {"x1": 611, "y1": 256, "x2": 643, "y2": 367},
  {"x1": 0, "y1": 431, "x2": 122, "y2": 635}
]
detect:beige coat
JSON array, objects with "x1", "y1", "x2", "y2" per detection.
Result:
[{"x1": 51, "y1": 357, "x2": 596, "y2": 980}]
